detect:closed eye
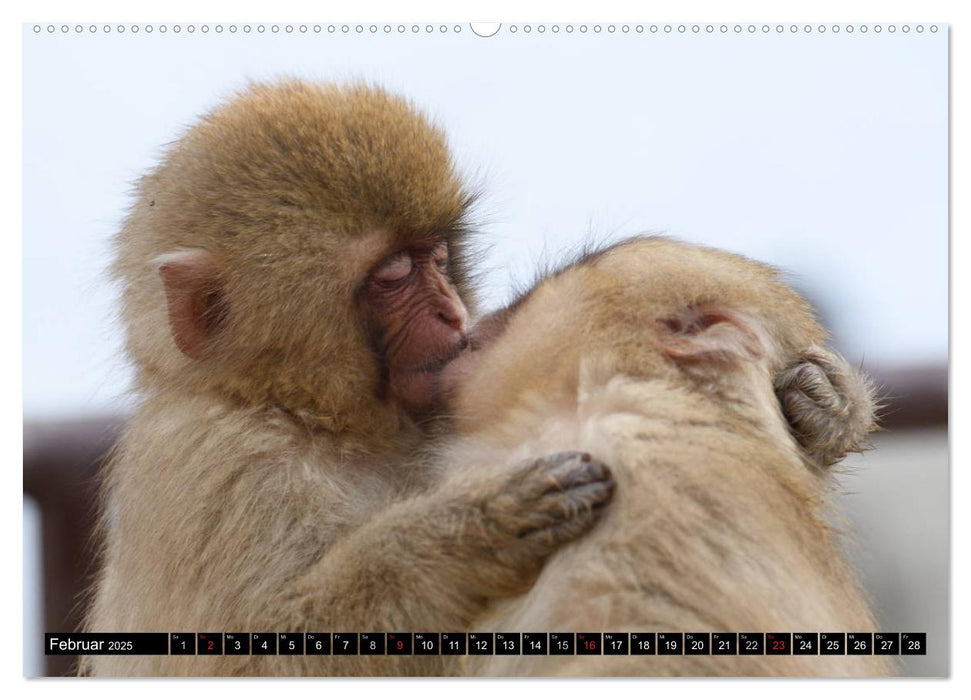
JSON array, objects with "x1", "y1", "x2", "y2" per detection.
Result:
[{"x1": 372, "y1": 251, "x2": 414, "y2": 283}]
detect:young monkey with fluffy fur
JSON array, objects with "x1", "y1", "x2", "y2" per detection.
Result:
[{"x1": 440, "y1": 237, "x2": 889, "y2": 676}]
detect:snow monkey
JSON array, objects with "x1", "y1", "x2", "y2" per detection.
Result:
[
  {"x1": 440, "y1": 237, "x2": 889, "y2": 676},
  {"x1": 84, "y1": 80, "x2": 874, "y2": 677},
  {"x1": 82, "y1": 81, "x2": 617, "y2": 676}
]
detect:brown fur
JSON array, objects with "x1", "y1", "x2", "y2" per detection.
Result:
[
  {"x1": 82, "y1": 81, "x2": 614, "y2": 676},
  {"x1": 443, "y1": 237, "x2": 891, "y2": 676}
]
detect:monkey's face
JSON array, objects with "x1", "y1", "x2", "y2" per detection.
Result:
[
  {"x1": 359, "y1": 239, "x2": 470, "y2": 416},
  {"x1": 123, "y1": 82, "x2": 480, "y2": 436}
]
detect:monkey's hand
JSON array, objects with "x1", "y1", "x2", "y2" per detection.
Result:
[
  {"x1": 406, "y1": 450, "x2": 615, "y2": 606},
  {"x1": 774, "y1": 346, "x2": 878, "y2": 467},
  {"x1": 480, "y1": 451, "x2": 615, "y2": 575}
]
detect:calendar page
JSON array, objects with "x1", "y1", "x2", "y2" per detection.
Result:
[{"x1": 23, "y1": 19, "x2": 948, "y2": 679}]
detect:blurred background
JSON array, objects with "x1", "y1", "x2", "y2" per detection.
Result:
[{"x1": 22, "y1": 23, "x2": 947, "y2": 676}]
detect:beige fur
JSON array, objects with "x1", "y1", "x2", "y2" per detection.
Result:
[{"x1": 444, "y1": 237, "x2": 891, "y2": 676}]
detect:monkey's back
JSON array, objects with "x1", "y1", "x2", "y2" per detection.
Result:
[{"x1": 459, "y1": 372, "x2": 893, "y2": 677}]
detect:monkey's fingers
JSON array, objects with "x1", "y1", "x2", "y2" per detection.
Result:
[
  {"x1": 519, "y1": 479, "x2": 615, "y2": 547},
  {"x1": 787, "y1": 361, "x2": 843, "y2": 410},
  {"x1": 483, "y1": 452, "x2": 614, "y2": 545},
  {"x1": 517, "y1": 451, "x2": 611, "y2": 499},
  {"x1": 776, "y1": 347, "x2": 878, "y2": 467}
]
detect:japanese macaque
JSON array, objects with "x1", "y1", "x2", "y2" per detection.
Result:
[
  {"x1": 82, "y1": 81, "x2": 616, "y2": 676},
  {"x1": 439, "y1": 237, "x2": 890, "y2": 676}
]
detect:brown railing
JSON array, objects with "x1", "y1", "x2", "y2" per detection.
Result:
[{"x1": 23, "y1": 416, "x2": 124, "y2": 677}]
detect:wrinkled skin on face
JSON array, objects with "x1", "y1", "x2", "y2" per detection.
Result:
[{"x1": 360, "y1": 240, "x2": 470, "y2": 416}]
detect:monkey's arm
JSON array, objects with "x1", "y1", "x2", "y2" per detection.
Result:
[
  {"x1": 290, "y1": 451, "x2": 613, "y2": 639},
  {"x1": 775, "y1": 346, "x2": 878, "y2": 467}
]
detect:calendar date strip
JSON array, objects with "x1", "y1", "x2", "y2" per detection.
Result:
[{"x1": 46, "y1": 632, "x2": 927, "y2": 656}]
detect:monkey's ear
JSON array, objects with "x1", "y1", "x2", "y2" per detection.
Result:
[
  {"x1": 658, "y1": 305, "x2": 765, "y2": 363},
  {"x1": 154, "y1": 249, "x2": 225, "y2": 360}
]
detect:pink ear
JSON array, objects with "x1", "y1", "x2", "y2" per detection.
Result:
[
  {"x1": 659, "y1": 305, "x2": 764, "y2": 363},
  {"x1": 155, "y1": 249, "x2": 224, "y2": 360}
]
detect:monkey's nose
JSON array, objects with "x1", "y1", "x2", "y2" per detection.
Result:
[{"x1": 437, "y1": 308, "x2": 467, "y2": 332}]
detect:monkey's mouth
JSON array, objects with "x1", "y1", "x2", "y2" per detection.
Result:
[
  {"x1": 389, "y1": 338, "x2": 470, "y2": 416},
  {"x1": 389, "y1": 336, "x2": 471, "y2": 413},
  {"x1": 407, "y1": 336, "x2": 471, "y2": 376}
]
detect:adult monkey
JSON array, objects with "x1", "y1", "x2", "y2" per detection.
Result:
[
  {"x1": 83, "y1": 81, "x2": 873, "y2": 676},
  {"x1": 83, "y1": 81, "x2": 616, "y2": 676}
]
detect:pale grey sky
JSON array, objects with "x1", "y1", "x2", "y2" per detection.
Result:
[{"x1": 22, "y1": 24, "x2": 947, "y2": 418}]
